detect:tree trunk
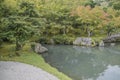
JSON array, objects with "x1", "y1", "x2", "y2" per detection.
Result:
[
  {"x1": 63, "y1": 27, "x2": 66, "y2": 35},
  {"x1": 87, "y1": 29, "x2": 91, "y2": 37},
  {"x1": 107, "y1": 31, "x2": 112, "y2": 37},
  {"x1": 15, "y1": 38, "x2": 22, "y2": 56},
  {"x1": 16, "y1": 40, "x2": 22, "y2": 51}
]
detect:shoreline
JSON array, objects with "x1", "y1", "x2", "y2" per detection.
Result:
[
  {"x1": 0, "y1": 43, "x2": 72, "y2": 80},
  {"x1": 0, "y1": 61, "x2": 59, "y2": 80}
]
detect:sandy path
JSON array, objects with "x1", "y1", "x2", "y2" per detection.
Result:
[{"x1": 0, "y1": 61, "x2": 59, "y2": 80}]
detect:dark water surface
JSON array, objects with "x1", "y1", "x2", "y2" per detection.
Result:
[{"x1": 42, "y1": 45, "x2": 120, "y2": 80}]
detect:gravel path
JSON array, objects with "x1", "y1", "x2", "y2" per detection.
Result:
[{"x1": 0, "y1": 61, "x2": 59, "y2": 80}]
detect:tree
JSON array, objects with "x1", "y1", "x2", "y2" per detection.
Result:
[
  {"x1": 71, "y1": 6, "x2": 105, "y2": 37},
  {"x1": 104, "y1": 22, "x2": 115, "y2": 36},
  {"x1": 0, "y1": 0, "x2": 5, "y2": 46},
  {"x1": 113, "y1": 2, "x2": 120, "y2": 10},
  {"x1": 102, "y1": 8, "x2": 120, "y2": 36},
  {"x1": 0, "y1": 0, "x2": 41, "y2": 55},
  {"x1": 84, "y1": 0, "x2": 96, "y2": 8}
]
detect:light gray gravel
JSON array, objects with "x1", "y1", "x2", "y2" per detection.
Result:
[{"x1": 0, "y1": 61, "x2": 59, "y2": 80}]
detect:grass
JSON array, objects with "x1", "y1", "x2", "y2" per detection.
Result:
[{"x1": 0, "y1": 43, "x2": 72, "y2": 80}]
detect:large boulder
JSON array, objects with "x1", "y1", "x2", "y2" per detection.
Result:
[
  {"x1": 31, "y1": 43, "x2": 48, "y2": 53},
  {"x1": 73, "y1": 37, "x2": 95, "y2": 46}
]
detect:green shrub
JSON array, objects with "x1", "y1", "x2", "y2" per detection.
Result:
[
  {"x1": 53, "y1": 35, "x2": 75, "y2": 45},
  {"x1": 0, "y1": 39, "x2": 2, "y2": 47},
  {"x1": 39, "y1": 37, "x2": 50, "y2": 44}
]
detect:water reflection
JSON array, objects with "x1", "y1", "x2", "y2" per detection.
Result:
[
  {"x1": 42, "y1": 45, "x2": 120, "y2": 80},
  {"x1": 97, "y1": 65, "x2": 120, "y2": 80}
]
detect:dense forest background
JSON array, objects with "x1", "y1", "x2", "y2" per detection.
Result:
[{"x1": 0, "y1": 0, "x2": 120, "y2": 49}]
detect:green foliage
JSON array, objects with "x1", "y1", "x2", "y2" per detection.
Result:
[
  {"x1": 39, "y1": 36, "x2": 50, "y2": 44},
  {"x1": 0, "y1": 0, "x2": 120, "y2": 78},
  {"x1": 104, "y1": 22, "x2": 115, "y2": 36},
  {"x1": 0, "y1": 0, "x2": 42, "y2": 52},
  {"x1": 84, "y1": 0, "x2": 96, "y2": 8},
  {"x1": 53, "y1": 35, "x2": 75, "y2": 45},
  {"x1": 113, "y1": 2, "x2": 120, "y2": 10},
  {"x1": 0, "y1": 0, "x2": 120, "y2": 46}
]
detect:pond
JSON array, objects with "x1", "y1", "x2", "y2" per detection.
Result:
[{"x1": 42, "y1": 45, "x2": 120, "y2": 80}]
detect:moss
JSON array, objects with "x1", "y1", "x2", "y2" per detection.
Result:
[{"x1": 0, "y1": 43, "x2": 72, "y2": 80}]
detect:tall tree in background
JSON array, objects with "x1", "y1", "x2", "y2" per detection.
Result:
[{"x1": 71, "y1": 6, "x2": 106, "y2": 37}]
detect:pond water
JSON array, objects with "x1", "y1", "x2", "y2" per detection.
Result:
[{"x1": 42, "y1": 45, "x2": 120, "y2": 80}]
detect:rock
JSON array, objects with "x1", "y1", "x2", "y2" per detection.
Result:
[
  {"x1": 99, "y1": 40, "x2": 104, "y2": 47},
  {"x1": 31, "y1": 43, "x2": 48, "y2": 53},
  {"x1": 50, "y1": 39, "x2": 55, "y2": 45},
  {"x1": 103, "y1": 33, "x2": 120, "y2": 43},
  {"x1": 73, "y1": 37, "x2": 95, "y2": 46}
]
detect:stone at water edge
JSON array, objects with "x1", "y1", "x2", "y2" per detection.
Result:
[
  {"x1": 103, "y1": 33, "x2": 120, "y2": 43},
  {"x1": 99, "y1": 40, "x2": 105, "y2": 47},
  {"x1": 50, "y1": 39, "x2": 55, "y2": 45},
  {"x1": 31, "y1": 43, "x2": 48, "y2": 53},
  {"x1": 73, "y1": 37, "x2": 95, "y2": 46}
]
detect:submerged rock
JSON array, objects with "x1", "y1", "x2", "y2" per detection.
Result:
[
  {"x1": 31, "y1": 43, "x2": 48, "y2": 53},
  {"x1": 73, "y1": 37, "x2": 95, "y2": 46},
  {"x1": 111, "y1": 43, "x2": 115, "y2": 46}
]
